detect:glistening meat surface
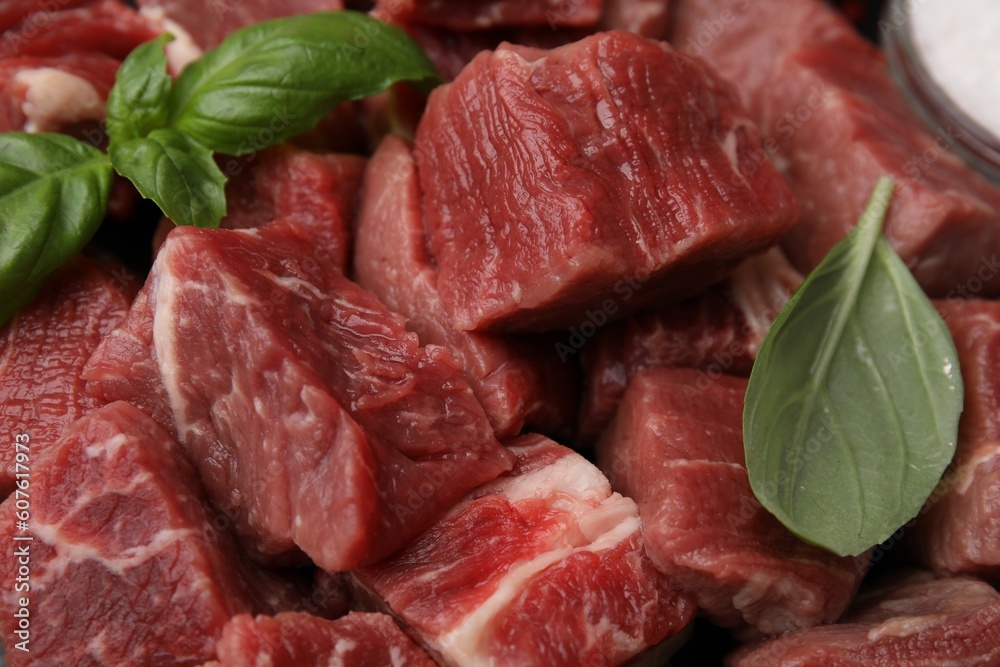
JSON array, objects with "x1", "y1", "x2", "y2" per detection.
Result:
[
  {"x1": 84, "y1": 220, "x2": 513, "y2": 571},
  {"x1": 415, "y1": 30, "x2": 799, "y2": 332}
]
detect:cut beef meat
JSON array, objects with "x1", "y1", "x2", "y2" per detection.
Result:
[
  {"x1": 375, "y1": 0, "x2": 602, "y2": 30},
  {"x1": 355, "y1": 135, "x2": 577, "y2": 438},
  {"x1": 136, "y1": 0, "x2": 343, "y2": 51},
  {"x1": 84, "y1": 221, "x2": 513, "y2": 571},
  {"x1": 579, "y1": 248, "x2": 802, "y2": 442},
  {"x1": 0, "y1": 0, "x2": 156, "y2": 133},
  {"x1": 598, "y1": 369, "x2": 867, "y2": 637},
  {"x1": 352, "y1": 434, "x2": 696, "y2": 666},
  {"x1": 0, "y1": 257, "x2": 136, "y2": 500},
  {"x1": 670, "y1": 0, "x2": 1000, "y2": 298},
  {"x1": 600, "y1": 0, "x2": 669, "y2": 37},
  {"x1": 904, "y1": 300, "x2": 1000, "y2": 581},
  {"x1": 0, "y1": 402, "x2": 316, "y2": 666},
  {"x1": 202, "y1": 612, "x2": 435, "y2": 667},
  {"x1": 415, "y1": 31, "x2": 799, "y2": 332},
  {"x1": 219, "y1": 146, "x2": 366, "y2": 271},
  {"x1": 729, "y1": 571, "x2": 1000, "y2": 666}
]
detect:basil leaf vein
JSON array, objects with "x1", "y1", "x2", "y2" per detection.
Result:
[
  {"x1": 168, "y1": 11, "x2": 440, "y2": 155},
  {"x1": 743, "y1": 177, "x2": 963, "y2": 557},
  {"x1": 106, "y1": 34, "x2": 174, "y2": 144},
  {"x1": 0, "y1": 133, "x2": 112, "y2": 324},
  {"x1": 110, "y1": 128, "x2": 226, "y2": 229}
]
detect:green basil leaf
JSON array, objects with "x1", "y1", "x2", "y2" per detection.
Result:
[
  {"x1": 106, "y1": 34, "x2": 174, "y2": 144},
  {"x1": 0, "y1": 133, "x2": 112, "y2": 326},
  {"x1": 110, "y1": 128, "x2": 226, "y2": 228},
  {"x1": 168, "y1": 11, "x2": 440, "y2": 155},
  {"x1": 743, "y1": 178, "x2": 963, "y2": 557}
]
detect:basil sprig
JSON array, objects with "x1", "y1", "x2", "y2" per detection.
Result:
[
  {"x1": 0, "y1": 11, "x2": 440, "y2": 326},
  {"x1": 744, "y1": 178, "x2": 963, "y2": 557}
]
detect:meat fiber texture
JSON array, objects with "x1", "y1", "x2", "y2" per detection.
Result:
[
  {"x1": 352, "y1": 434, "x2": 696, "y2": 666},
  {"x1": 0, "y1": 402, "x2": 332, "y2": 666},
  {"x1": 136, "y1": 0, "x2": 343, "y2": 51},
  {"x1": 355, "y1": 135, "x2": 577, "y2": 439},
  {"x1": 730, "y1": 571, "x2": 1000, "y2": 666},
  {"x1": 670, "y1": 0, "x2": 1000, "y2": 298},
  {"x1": 902, "y1": 299, "x2": 1000, "y2": 581},
  {"x1": 578, "y1": 247, "x2": 803, "y2": 442},
  {"x1": 84, "y1": 220, "x2": 513, "y2": 572},
  {"x1": 415, "y1": 31, "x2": 799, "y2": 332},
  {"x1": 376, "y1": 0, "x2": 602, "y2": 30},
  {"x1": 152, "y1": 146, "x2": 366, "y2": 264},
  {"x1": 0, "y1": 257, "x2": 136, "y2": 500},
  {"x1": 0, "y1": 0, "x2": 157, "y2": 133},
  {"x1": 200, "y1": 612, "x2": 435, "y2": 667},
  {"x1": 597, "y1": 369, "x2": 868, "y2": 638}
]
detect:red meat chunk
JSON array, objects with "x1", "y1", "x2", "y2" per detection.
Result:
[
  {"x1": 579, "y1": 248, "x2": 802, "y2": 441},
  {"x1": 136, "y1": 0, "x2": 343, "y2": 51},
  {"x1": 415, "y1": 31, "x2": 799, "y2": 332},
  {"x1": 0, "y1": 258, "x2": 137, "y2": 499},
  {"x1": 597, "y1": 369, "x2": 868, "y2": 637},
  {"x1": 904, "y1": 300, "x2": 1000, "y2": 580},
  {"x1": 0, "y1": 402, "x2": 312, "y2": 666},
  {"x1": 352, "y1": 434, "x2": 696, "y2": 666},
  {"x1": 374, "y1": 0, "x2": 602, "y2": 30},
  {"x1": 670, "y1": 0, "x2": 1000, "y2": 297},
  {"x1": 355, "y1": 135, "x2": 577, "y2": 438},
  {"x1": 730, "y1": 572, "x2": 1000, "y2": 666},
  {"x1": 201, "y1": 612, "x2": 435, "y2": 667},
  {"x1": 84, "y1": 221, "x2": 513, "y2": 571}
]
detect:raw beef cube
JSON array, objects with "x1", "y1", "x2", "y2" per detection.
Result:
[
  {"x1": 355, "y1": 135, "x2": 577, "y2": 438},
  {"x1": 0, "y1": 0, "x2": 156, "y2": 133},
  {"x1": 375, "y1": 0, "x2": 603, "y2": 30},
  {"x1": 415, "y1": 31, "x2": 799, "y2": 332},
  {"x1": 730, "y1": 571, "x2": 1000, "y2": 666},
  {"x1": 202, "y1": 612, "x2": 435, "y2": 667},
  {"x1": 84, "y1": 222, "x2": 513, "y2": 571},
  {"x1": 600, "y1": 0, "x2": 669, "y2": 37},
  {"x1": 0, "y1": 402, "x2": 303, "y2": 666},
  {"x1": 0, "y1": 257, "x2": 136, "y2": 499},
  {"x1": 904, "y1": 300, "x2": 1000, "y2": 580},
  {"x1": 597, "y1": 369, "x2": 867, "y2": 637},
  {"x1": 352, "y1": 434, "x2": 696, "y2": 666},
  {"x1": 137, "y1": 0, "x2": 343, "y2": 51},
  {"x1": 670, "y1": 0, "x2": 1000, "y2": 298},
  {"x1": 579, "y1": 248, "x2": 802, "y2": 441}
]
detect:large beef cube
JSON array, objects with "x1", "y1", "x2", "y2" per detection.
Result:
[
  {"x1": 0, "y1": 257, "x2": 136, "y2": 499},
  {"x1": 0, "y1": 402, "x2": 307, "y2": 666},
  {"x1": 355, "y1": 135, "x2": 577, "y2": 438},
  {"x1": 579, "y1": 248, "x2": 802, "y2": 441},
  {"x1": 415, "y1": 30, "x2": 799, "y2": 332},
  {"x1": 352, "y1": 434, "x2": 696, "y2": 666},
  {"x1": 84, "y1": 221, "x2": 513, "y2": 571},
  {"x1": 904, "y1": 300, "x2": 1000, "y2": 580},
  {"x1": 202, "y1": 612, "x2": 435, "y2": 667},
  {"x1": 730, "y1": 572, "x2": 1000, "y2": 666},
  {"x1": 670, "y1": 0, "x2": 1000, "y2": 297},
  {"x1": 598, "y1": 369, "x2": 867, "y2": 637}
]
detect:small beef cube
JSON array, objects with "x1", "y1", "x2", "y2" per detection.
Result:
[
  {"x1": 374, "y1": 0, "x2": 603, "y2": 31},
  {"x1": 730, "y1": 572, "x2": 1000, "y2": 666},
  {"x1": 85, "y1": 221, "x2": 513, "y2": 571},
  {"x1": 352, "y1": 434, "x2": 696, "y2": 666},
  {"x1": 598, "y1": 369, "x2": 868, "y2": 637},
  {"x1": 416, "y1": 31, "x2": 799, "y2": 332},
  {"x1": 355, "y1": 135, "x2": 577, "y2": 438},
  {"x1": 579, "y1": 248, "x2": 802, "y2": 441},
  {"x1": 0, "y1": 257, "x2": 137, "y2": 499},
  {"x1": 670, "y1": 0, "x2": 1000, "y2": 297},
  {"x1": 201, "y1": 612, "x2": 435, "y2": 667}
]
